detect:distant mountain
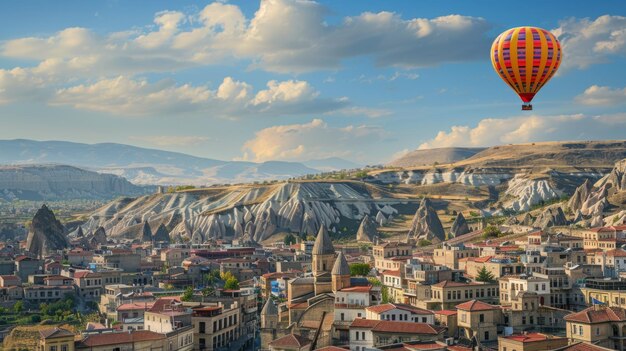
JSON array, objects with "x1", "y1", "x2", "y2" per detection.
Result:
[
  {"x1": 0, "y1": 139, "x2": 320, "y2": 185},
  {"x1": 0, "y1": 164, "x2": 146, "y2": 200},
  {"x1": 388, "y1": 147, "x2": 485, "y2": 167},
  {"x1": 303, "y1": 157, "x2": 362, "y2": 172}
]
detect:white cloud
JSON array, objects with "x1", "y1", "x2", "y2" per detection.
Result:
[
  {"x1": 1, "y1": 0, "x2": 491, "y2": 76},
  {"x1": 240, "y1": 118, "x2": 388, "y2": 162},
  {"x1": 554, "y1": 15, "x2": 626, "y2": 70},
  {"x1": 252, "y1": 80, "x2": 318, "y2": 105},
  {"x1": 130, "y1": 135, "x2": 210, "y2": 147},
  {"x1": 418, "y1": 114, "x2": 625, "y2": 149},
  {"x1": 51, "y1": 76, "x2": 346, "y2": 116},
  {"x1": 575, "y1": 85, "x2": 626, "y2": 106}
]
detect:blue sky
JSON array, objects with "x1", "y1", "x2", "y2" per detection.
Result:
[{"x1": 0, "y1": 0, "x2": 625, "y2": 164}]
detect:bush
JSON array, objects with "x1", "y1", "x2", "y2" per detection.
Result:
[{"x1": 349, "y1": 263, "x2": 371, "y2": 277}]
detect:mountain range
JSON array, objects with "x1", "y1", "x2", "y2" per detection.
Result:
[{"x1": 0, "y1": 139, "x2": 360, "y2": 186}]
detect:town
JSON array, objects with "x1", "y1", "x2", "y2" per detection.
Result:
[{"x1": 1, "y1": 185, "x2": 625, "y2": 351}]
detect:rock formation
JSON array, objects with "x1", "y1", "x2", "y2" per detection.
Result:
[
  {"x1": 141, "y1": 221, "x2": 153, "y2": 242},
  {"x1": 89, "y1": 226, "x2": 107, "y2": 248},
  {"x1": 450, "y1": 213, "x2": 470, "y2": 238},
  {"x1": 356, "y1": 215, "x2": 378, "y2": 243},
  {"x1": 596, "y1": 158, "x2": 626, "y2": 193},
  {"x1": 568, "y1": 179, "x2": 593, "y2": 213},
  {"x1": 407, "y1": 198, "x2": 445, "y2": 242},
  {"x1": 26, "y1": 205, "x2": 68, "y2": 257},
  {"x1": 153, "y1": 224, "x2": 170, "y2": 243},
  {"x1": 533, "y1": 207, "x2": 567, "y2": 228},
  {"x1": 520, "y1": 213, "x2": 535, "y2": 226}
]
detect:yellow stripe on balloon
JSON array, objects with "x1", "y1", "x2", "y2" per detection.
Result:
[
  {"x1": 534, "y1": 29, "x2": 549, "y2": 94},
  {"x1": 496, "y1": 30, "x2": 517, "y2": 91},
  {"x1": 510, "y1": 28, "x2": 523, "y2": 92},
  {"x1": 524, "y1": 27, "x2": 532, "y2": 93}
]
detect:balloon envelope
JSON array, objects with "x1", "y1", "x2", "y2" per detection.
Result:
[{"x1": 491, "y1": 27, "x2": 562, "y2": 104}]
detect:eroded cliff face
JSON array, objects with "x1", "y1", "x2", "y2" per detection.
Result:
[
  {"x1": 26, "y1": 205, "x2": 68, "y2": 257},
  {"x1": 372, "y1": 168, "x2": 604, "y2": 212},
  {"x1": 0, "y1": 165, "x2": 144, "y2": 200},
  {"x1": 82, "y1": 182, "x2": 402, "y2": 243}
]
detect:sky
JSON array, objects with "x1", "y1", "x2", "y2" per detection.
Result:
[{"x1": 0, "y1": 0, "x2": 625, "y2": 165}]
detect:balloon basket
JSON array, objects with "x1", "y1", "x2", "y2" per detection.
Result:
[{"x1": 521, "y1": 104, "x2": 533, "y2": 111}]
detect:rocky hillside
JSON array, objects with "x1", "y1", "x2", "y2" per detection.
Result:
[
  {"x1": 82, "y1": 181, "x2": 408, "y2": 243},
  {"x1": 0, "y1": 164, "x2": 146, "y2": 200},
  {"x1": 372, "y1": 140, "x2": 626, "y2": 212},
  {"x1": 388, "y1": 147, "x2": 485, "y2": 168}
]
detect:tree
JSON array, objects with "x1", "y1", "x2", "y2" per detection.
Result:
[
  {"x1": 13, "y1": 301, "x2": 23, "y2": 313},
  {"x1": 220, "y1": 271, "x2": 235, "y2": 282},
  {"x1": 349, "y1": 263, "x2": 371, "y2": 277},
  {"x1": 482, "y1": 225, "x2": 502, "y2": 239},
  {"x1": 181, "y1": 286, "x2": 194, "y2": 301},
  {"x1": 224, "y1": 277, "x2": 240, "y2": 290},
  {"x1": 476, "y1": 266, "x2": 496, "y2": 283},
  {"x1": 284, "y1": 233, "x2": 297, "y2": 246}
]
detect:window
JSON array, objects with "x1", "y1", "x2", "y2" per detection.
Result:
[
  {"x1": 61, "y1": 345, "x2": 68, "y2": 351},
  {"x1": 484, "y1": 331, "x2": 489, "y2": 340},
  {"x1": 50, "y1": 347, "x2": 57, "y2": 351},
  {"x1": 479, "y1": 314, "x2": 484, "y2": 323},
  {"x1": 596, "y1": 327, "x2": 600, "y2": 336},
  {"x1": 579, "y1": 326, "x2": 583, "y2": 336}
]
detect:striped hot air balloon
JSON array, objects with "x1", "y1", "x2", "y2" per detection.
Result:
[{"x1": 491, "y1": 26, "x2": 562, "y2": 110}]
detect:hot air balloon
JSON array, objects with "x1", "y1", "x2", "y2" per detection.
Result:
[{"x1": 491, "y1": 26, "x2": 562, "y2": 110}]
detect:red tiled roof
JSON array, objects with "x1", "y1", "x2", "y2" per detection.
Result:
[
  {"x1": 564, "y1": 306, "x2": 626, "y2": 323},
  {"x1": 365, "y1": 303, "x2": 432, "y2": 315},
  {"x1": 78, "y1": 330, "x2": 165, "y2": 347},
  {"x1": 314, "y1": 347, "x2": 349, "y2": 351},
  {"x1": 268, "y1": 334, "x2": 311, "y2": 348},
  {"x1": 350, "y1": 319, "x2": 443, "y2": 335},
  {"x1": 607, "y1": 249, "x2": 626, "y2": 257},
  {"x1": 455, "y1": 300, "x2": 498, "y2": 311},
  {"x1": 117, "y1": 302, "x2": 154, "y2": 311},
  {"x1": 148, "y1": 297, "x2": 182, "y2": 313},
  {"x1": 340, "y1": 285, "x2": 373, "y2": 293},
  {"x1": 503, "y1": 332, "x2": 564, "y2": 342}
]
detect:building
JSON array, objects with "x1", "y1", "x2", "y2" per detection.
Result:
[
  {"x1": 39, "y1": 328, "x2": 75, "y2": 351},
  {"x1": 456, "y1": 300, "x2": 500, "y2": 344},
  {"x1": 268, "y1": 334, "x2": 311, "y2": 351},
  {"x1": 499, "y1": 275, "x2": 551, "y2": 306},
  {"x1": 433, "y1": 244, "x2": 479, "y2": 270},
  {"x1": 416, "y1": 280, "x2": 499, "y2": 310},
  {"x1": 498, "y1": 333, "x2": 568, "y2": 351},
  {"x1": 373, "y1": 242, "x2": 413, "y2": 271},
  {"x1": 74, "y1": 328, "x2": 194, "y2": 351},
  {"x1": 365, "y1": 303, "x2": 434, "y2": 324},
  {"x1": 564, "y1": 305, "x2": 626, "y2": 351},
  {"x1": 192, "y1": 302, "x2": 241, "y2": 351},
  {"x1": 144, "y1": 297, "x2": 192, "y2": 334},
  {"x1": 348, "y1": 319, "x2": 445, "y2": 351}
]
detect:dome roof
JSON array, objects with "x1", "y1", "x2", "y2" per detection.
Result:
[
  {"x1": 312, "y1": 226, "x2": 335, "y2": 255},
  {"x1": 331, "y1": 251, "x2": 350, "y2": 276}
]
